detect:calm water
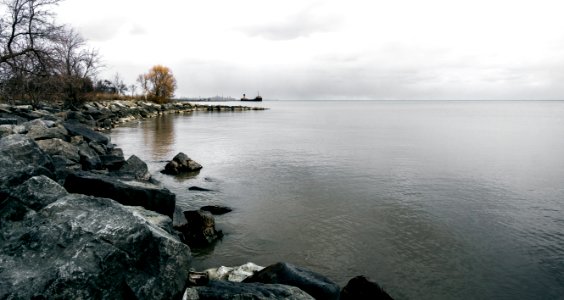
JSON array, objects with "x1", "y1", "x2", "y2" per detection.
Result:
[{"x1": 110, "y1": 101, "x2": 564, "y2": 299}]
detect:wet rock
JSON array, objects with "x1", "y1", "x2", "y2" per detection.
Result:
[
  {"x1": 183, "y1": 280, "x2": 314, "y2": 300},
  {"x1": 205, "y1": 262, "x2": 264, "y2": 282},
  {"x1": 162, "y1": 152, "x2": 202, "y2": 175},
  {"x1": 117, "y1": 155, "x2": 151, "y2": 181},
  {"x1": 176, "y1": 210, "x2": 223, "y2": 246},
  {"x1": 0, "y1": 194, "x2": 191, "y2": 299},
  {"x1": 244, "y1": 262, "x2": 340, "y2": 300},
  {"x1": 64, "y1": 171, "x2": 176, "y2": 218},
  {"x1": 200, "y1": 205, "x2": 232, "y2": 215},
  {"x1": 173, "y1": 205, "x2": 188, "y2": 228},
  {"x1": 0, "y1": 134, "x2": 54, "y2": 199},
  {"x1": 64, "y1": 121, "x2": 109, "y2": 145},
  {"x1": 0, "y1": 118, "x2": 18, "y2": 125},
  {"x1": 340, "y1": 276, "x2": 394, "y2": 300},
  {"x1": 100, "y1": 147, "x2": 126, "y2": 170},
  {"x1": 8, "y1": 175, "x2": 68, "y2": 211},
  {"x1": 189, "y1": 186, "x2": 214, "y2": 192}
]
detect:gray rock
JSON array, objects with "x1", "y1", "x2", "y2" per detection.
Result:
[
  {"x1": 183, "y1": 281, "x2": 314, "y2": 300},
  {"x1": 189, "y1": 186, "x2": 214, "y2": 192},
  {"x1": 66, "y1": 110, "x2": 96, "y2": 127},
  {"x1": 340, "y1": 276, "x2": 394, "y2": 300},
  {"x1": 36, "y1": 138, "x2": 81, "y2": 162},
  {"x1": 173, "y1": 205, "x2": 188, "y2": 228},
  {"x1": 64, "y1": 171, "x2": 176, "y2": 218},
  {"x1": 0, "y1": 118, "x2": 17, "y2": 125},
  {"x1": 200, "y1": 205, "x2": 232, "y2": 215},
  {"x1": 77, "y1": 141, "x2": 102, "y2": 170},
  {"x1": 244, "y1": 262, "x2": 341, "y2": 300},
  {"x1": 9, "y1": 175, "x2": 68, "y2": 211},
  {"x1": 0, "y1": 134, "x2": 54, "y2": 199},
  {"x1": 117, "y1": 155, "x2": 151, "y2": 181},
  {"x1": 0, "y1": 194, "x2": 191, "y2": 299},
  {"x1": 64, "y1": 121, "x2": 110, "y2": 145},
  {"x1": 162, "y1": 152, "x2": 203, "y2": 175},
  {"x1": 89, "y1": 141, "x2": 106, "y2": 155},
  {"x1": 100, "y1": 147, "x2": 126, "y2": 170},
  {"x1": 0, "y1": 125, "x2": 13, "y2": 137},
  {"x1": 175, "y1": 210, "x2": 223, "y2": 246},
  {"x1": 27, "y1": 124, "x2": 68, "y2": 141}
]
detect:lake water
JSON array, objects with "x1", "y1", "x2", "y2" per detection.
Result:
[{"x1": 110, "y1": 101, "x2": 564, "y2": 299}]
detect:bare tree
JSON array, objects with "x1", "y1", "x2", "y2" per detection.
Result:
[{"x1": 112, "y1": 72, "x2": 127, "y2": 96}]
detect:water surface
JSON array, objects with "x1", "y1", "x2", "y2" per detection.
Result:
[{"x1": 111, "y1": 101, "x2": 564, "y2": 299}]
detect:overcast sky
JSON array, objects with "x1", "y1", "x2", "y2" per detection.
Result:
[{"x1": 55, "y1": 0, "x2": 564, "y2": 100}]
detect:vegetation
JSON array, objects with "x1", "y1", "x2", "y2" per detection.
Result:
[
  {"x1": 0, "y1": 0, "x2": 178, "y2": 107},
  {"x1": 137, "y1": 65, "x2": 177, "y2": 104}
]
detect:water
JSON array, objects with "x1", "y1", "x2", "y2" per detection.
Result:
[{"x1": 110, "y1": 101, "x2": 564, "y2": 299}]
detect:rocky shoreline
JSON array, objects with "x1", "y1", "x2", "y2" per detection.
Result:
[{"x1": 0, "y1": 100, "x2": 393, "y2": 299}]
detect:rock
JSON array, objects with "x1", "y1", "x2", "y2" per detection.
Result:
[
  {"x1": 173, "y1": 205, "x2": 188, "y2": 228},
  {"x1": 64, "y1": 121, "x2": 109, "y2": 145},
  {"x1": 36, "y1": 138, "x2": 81, "y2": 163},
  {"x1": 189, "y1": 186, "x2": 214, "y2": 192},
  {"x1": 100, "y1": 147, "x2": 126, "y2": 170},
  {"x1": 77, "y1": 142, "x2": 102, "y2": 170},
  {"x1": 340, "y1": 276, "x2": 394, "y2": 300},
  {"x1": 162, "y1": 152, "x2": 202, "y2": 175},
  {"x1": 205, "y1": 262, "x2": 265, "y2": 282},
  {"x1": 8, "y1": 175, "x2": 68, "y2": 211},
  {"x1": 117, "y1": 155, "x2": 151, "y2": 181},
  {"x1": 200, "y1": 205, "x2": 232, "y2": 215},
  {"x1": 176, "y1": 210, "x2": 223, "y2": 246},
  {"x1": 64, "y1": 171, "x2": 176, "y2": 218},
  {"x1": 27, "y1": 124, "x2": 68, "y2": 141},
  {"x1": 0, "y1": 125, "x2": 13, "y2": 137},
  {"x1": 66, "y1": 110, "x2": 96, "y2": 127},
  {"x1": 0, "y1": 194, "x2": 191, "y2": 299},
  {"x1": 244, "y1": 262, "x2": 341, "y2": 300},
  {"x1": 0, "y1": 118, "x2": 18, "y2": 125},
  {"x1": 0, "y1": 134, "x2": 54, "y2": 199},
  {"x1": 89, "y1": 141, "x2": 106, "y2": 155},
  {"x1": 0, "y1": 197, "x2": 31, "y2": 225},
  {"x1": 183, "y1": 280, "x2": 314, "y2": 300}
]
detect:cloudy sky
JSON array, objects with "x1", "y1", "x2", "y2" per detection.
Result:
[{"x1": 56, "y1": 0, "x2": 564, "y2": 100}]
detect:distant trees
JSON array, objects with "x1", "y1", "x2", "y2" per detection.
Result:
[
  {"x1": 0, "y1": 0, "x2": 101, "y2": 107},
  {"x1": 137, "y1": 65, "x2": 176, "y2": 103}
]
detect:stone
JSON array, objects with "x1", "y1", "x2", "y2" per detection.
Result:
[
  {"x1": 64, "y1": 121, "x2": 109, "y2": 145},
  {"x1": 205, "y1": 262, "x2": 265, "y2": 282},
  {"x1": 0, "y1": 134, "x2": 54, "y2": 199},
  {"x1": 173, "y1": 205, "x2": 188, "y2": 228},
  {"x1": 9, "y1": 175, "x2": 68, "y2": 211},
  {"x1": 66, "y1": 110, "x2": 96, "y2": 127},
  {"x1": 0, "y1": 125, "x2": 13, "y2": 137},
  {"x1": 64, "y1": 171, "x2": 176, "y2": 218},
  {"x1": 36, "y1": 138, "x2": 81, "y2": 162},
  {"x1": 162, "y1": 152, "x2": 203, "y2": 175},
  {"x1": 200, "y1": 205, "x2": 232, "y2": 215},
  {"x1": 0, "y1": 194, "x2": 191, "y2": 299},
  {"x1": 117, "y1": 155, "x2": 151, "y2": 181},
  {"x1": 27, "y1": 124, "x2": 68, "y2": 141},
  {"x1": 0, "y1": 118, "x2": 17, "y2": 125},
  {"x1": 244, "y1": 262, "x2": 341, "y2": 300},
  {"x1": 175, "y1": 210, "x2": 223, "y2": 246},
  {"x1": 77, "y1": 142, "x2": 102, "y2": 170},
  {"x1": 183, "y1": 280, "x2": 314, "y2": 300},
  {"x1": 189, "y1": 186, "x2": 214, "y2": 192},
  {"x1": 340, "y1": 276, "x2": 394, "y2": 300},
  {"x1": 100, "y1": 147, "x2": 126, "y2": 170},
  {"x1": 89, "y1": 141, "x2": 106, "y2": 155}
]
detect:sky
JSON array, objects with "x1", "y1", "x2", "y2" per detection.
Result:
[{"x1": 55, "y1": 0, "x2": 564, "y2": 100}]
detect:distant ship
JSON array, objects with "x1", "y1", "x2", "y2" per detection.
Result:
[{"x1": 241, "y1": 92, "x2": 262, "y2": 102}]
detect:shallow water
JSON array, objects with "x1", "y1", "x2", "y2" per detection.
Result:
[{"x1": 111, "y1": 101, "x2": 564, "y2": 299}]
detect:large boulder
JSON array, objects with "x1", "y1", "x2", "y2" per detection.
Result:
[
  {"x1": 64, "y1": 171, "x2": 176, "y2": 218},
  {"x1": 117, "y1": 155, "x2": 151, "y2": 181},
  {"x1": 162, "y1": 152, "x2": 202, "y2": 175},
  {"x1": 0, "y1": 134, "x2": 54, "y2": 199},
  {"x1": 244, "y1": 262, "x2": 340, "y2": 300},
  {"x1": 340, "y1": 276, "x2": 394, "y2": 300},
  {"x1": 175, "y1": 210, "x2": 223, "y2": 246},
  {"x1": 9, "y1": 175, "x2": 68, "y2": 211},
  {"x1": 27, "y1": 124, "x2": 68, "y2": 141},
  {"x1": 77, "y1": 141, "x2": 102, "y2": 170},
  {"x1": 183, "y1": 280, "x2": 314, "y2": 300},
  {"x1": 63, "y1": 121, "x2": 109, "y2": 145},
  {"x1": 0, "y1": 194, "x2": 192, "y2": 299},
  {"x1": 99, "y1": 147, "x2": 126, "y2": 170},
  {"x1": 36, "y1": 138, "x2": 81, "y2": 163}
]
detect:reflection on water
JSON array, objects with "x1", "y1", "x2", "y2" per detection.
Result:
[{"x1": 111, "y1": 101, "x2": 564, "y2": 300}]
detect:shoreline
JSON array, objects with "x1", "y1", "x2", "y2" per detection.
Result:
[{"x1": 0, "y1": 100, "x2": 392, "y2": 299}]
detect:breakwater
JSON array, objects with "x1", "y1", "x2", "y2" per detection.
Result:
[{"x1": 0, "y1": 100, "x2": 391, "y2": 299}]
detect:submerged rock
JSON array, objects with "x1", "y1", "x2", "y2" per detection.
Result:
[
  {"x1": 200, "y1": 205, "x2": 232, "y2": 215},
  {"x1": 175, "y1": 210, "x2": 223, "y2": 246},
  {"x1": 0, "y1": 194, "x2": 191, "y2": 299},
  {"x1": 64, "y1": 171, "x2": 176, "y2": 218},
  {"x1": 205, "y1": 262, "x2": 264, "y2": 282},
  {"x1": 183, "y1": 280, "x2": 314, "y2": 300},
  {"x1": 188, "y1": 186, "x2": 214, "y2": 192},
  {"x1": 244, "y1": 262, "x2": 341, "y2": 300},
  {"x1": 162, "y1": 152, "x2": 202, "y2": 175},
  {"x1": 340, "y1": 276, "x2": 394, "y2": 300}
]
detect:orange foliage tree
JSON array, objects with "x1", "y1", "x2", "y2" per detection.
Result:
[{"x1": 137, "y1": 65, "x2": 177, "y2": 103}]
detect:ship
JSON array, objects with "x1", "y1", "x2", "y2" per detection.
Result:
[{"x1": 241, "y1": 92, "x2": 262, "y2": 102}]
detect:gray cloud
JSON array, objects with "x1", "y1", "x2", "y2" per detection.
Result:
[
  {"x1": 78, "y1": 17, "x2": 126, "y2": 41},
  {"x1": 239, "y1": 6, "x2": 342, "y2": 40}
]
